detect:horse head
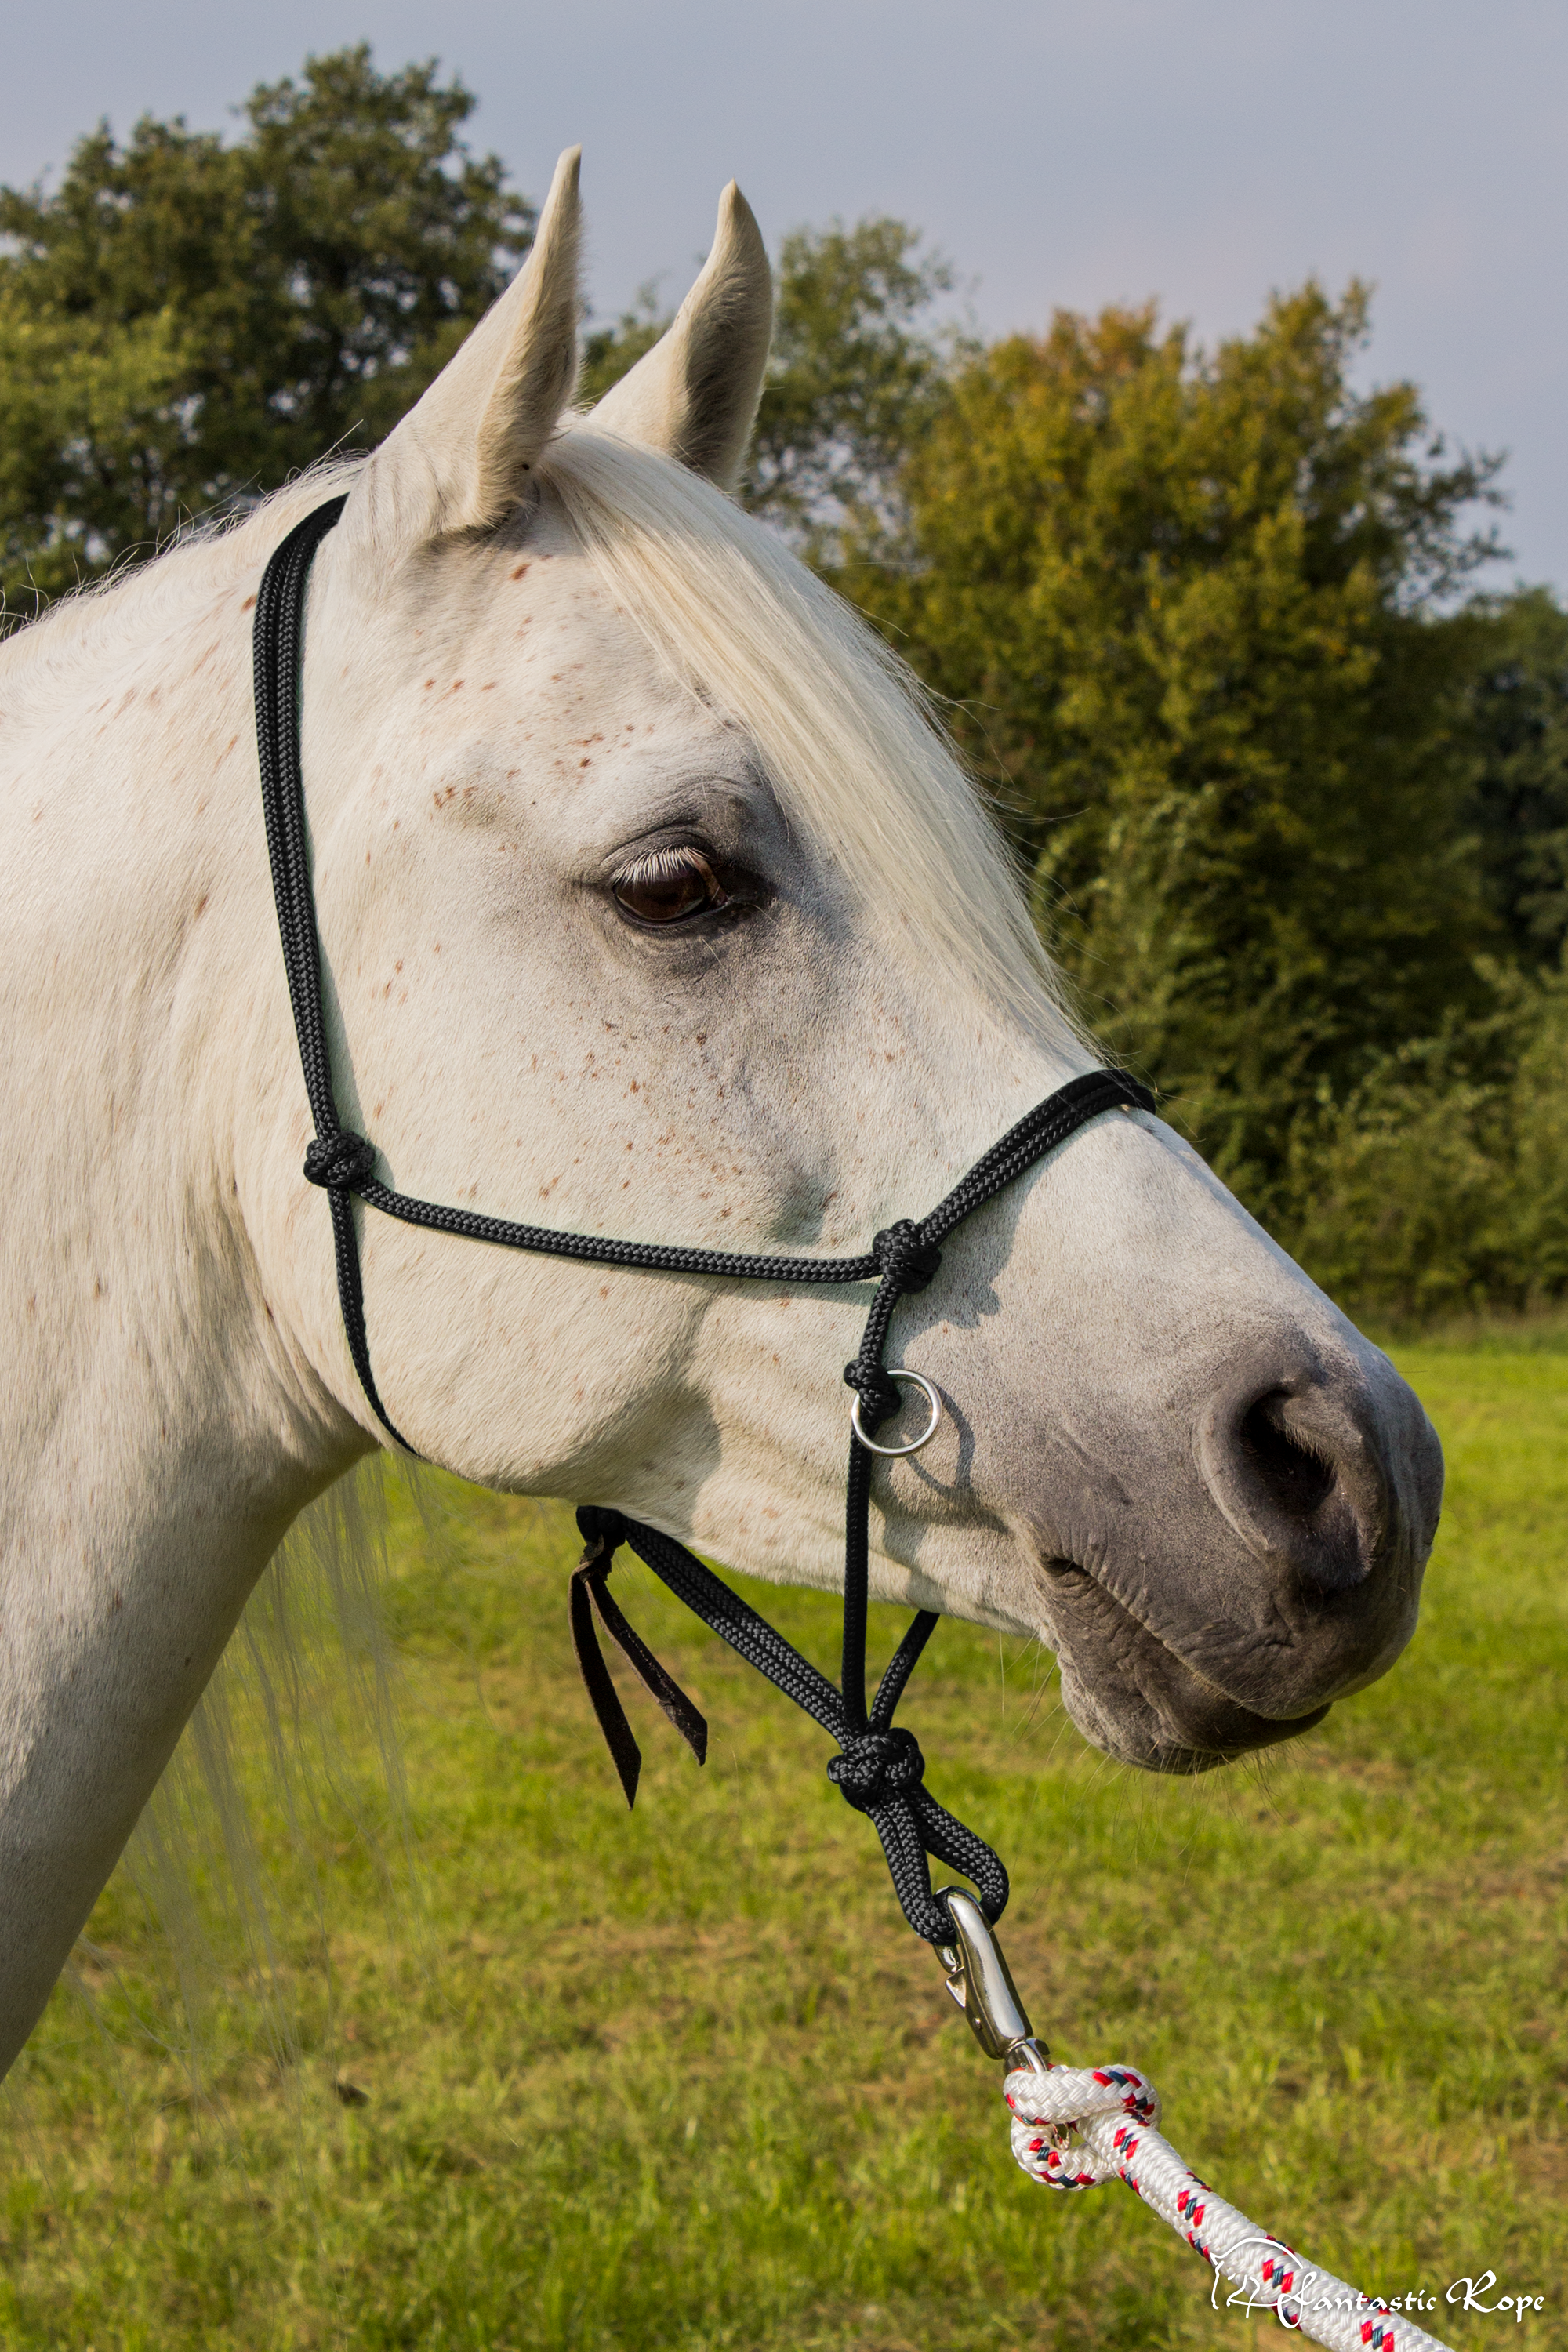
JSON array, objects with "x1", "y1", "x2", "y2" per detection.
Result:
[{"x1": 263, "y1": 150, "x2": 1443, "y2": 1772}]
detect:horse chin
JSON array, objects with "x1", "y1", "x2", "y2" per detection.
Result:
[{"x1": 1040, "y1": 1560, "x2": 1331, "y2": 1774}]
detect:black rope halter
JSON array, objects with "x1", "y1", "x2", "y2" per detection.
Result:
[{"x1": 254, "y1": 495, "x2": 1156, "y2": 1946}]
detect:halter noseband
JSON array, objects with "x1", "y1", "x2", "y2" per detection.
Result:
[{"x1": 254, "y1": 495, "x2": 1156, "y2": 1947}]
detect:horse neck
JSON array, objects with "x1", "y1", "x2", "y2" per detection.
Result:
[{"x1": 0, "y1": 528, "x2": 365, "y2": 2074}]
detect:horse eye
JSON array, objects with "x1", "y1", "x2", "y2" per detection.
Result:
[{"x1": 612, "y1": 848, "x2": 731, "y2": 926}]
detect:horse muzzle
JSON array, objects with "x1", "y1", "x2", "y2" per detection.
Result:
[{"x1": 1027, "y1": 1335, "x2": 1444, "y2": 1773}]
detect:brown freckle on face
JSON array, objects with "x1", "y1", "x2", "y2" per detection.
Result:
[
  {"x1": 451, "y1": 680, "x2": 464, "y2": 691},
  {"x1": 194, "y1": 895, "x2": 208, "y2": 918},
  {"x1": 579, "y1": 757, "x2": 590, "y2": 768},
  {"x1": 600, "y1": 1285, "x2": 609, "y2": 1298},
  {"x1": 480, "y1": 682, "x2": 497, "y2": 691},
  {"x1": 423, "y1": 679, "x2": 435, "y2": 691},
  {"x1": 510, "y1": 561, "x2": 529, "y2": 579},
  {"x1": 241, "y1": 594, "x2": 256, "y2": 612},
  {"x1": 695, "y1": 1033, "x2": 707, "y2": 1046}
]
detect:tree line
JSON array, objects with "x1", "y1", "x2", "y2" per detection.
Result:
[{"x1": 5, "y1": 45, "x2": 1565, "y2": 1323}]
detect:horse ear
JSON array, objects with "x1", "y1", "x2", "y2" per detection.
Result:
[
  {"x1": 587, "y1": 183, "x2": 772, "y2": 490},
  {"x1": 343, "y1": 147, "x2": 583, "y2": 554}
]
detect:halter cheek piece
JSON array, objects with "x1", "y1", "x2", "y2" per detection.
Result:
[{"x1": 256, "y1": 497, "x2": 1156, "y2": 1947}]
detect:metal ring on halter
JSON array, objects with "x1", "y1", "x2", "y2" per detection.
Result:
[{"x1": 850, "y1": 1370, "x2": 943, "y2": 1457}]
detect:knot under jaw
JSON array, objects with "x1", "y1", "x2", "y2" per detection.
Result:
[{"x1": 826, "y1": 1724, "x2": 926, "y2": 1810}]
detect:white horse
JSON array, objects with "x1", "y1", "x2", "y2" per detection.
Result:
[{"x1": 0, "y1": 152, "x2": 1442, "y2": 2078}]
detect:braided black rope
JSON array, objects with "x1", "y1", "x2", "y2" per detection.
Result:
[{"x1": 254, "y1": 497, "x2": 1156, "y2": 1944}]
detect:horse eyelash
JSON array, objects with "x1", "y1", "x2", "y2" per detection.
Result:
[{"x1": 611, "y1": 846, "x2": 720, "y2": 892}]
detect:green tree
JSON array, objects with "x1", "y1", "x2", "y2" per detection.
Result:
[
  {"x1": 849, "y1": 285, "x2": 1505, "y2": 1207},
  {"x1": 1461, "y1": 586, "x2": 1568, "y2": 967},
  {"x1": 746, "y1": 217, "x2": 957, "y2": 549},
  {"x1": 0, "y1": 45, "x2": 532, "y2": 612}
]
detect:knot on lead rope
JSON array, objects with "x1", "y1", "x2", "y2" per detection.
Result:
[
  {"x1": 870, "y1": 1219, "x2": 942, "y2": 1294},
  {"x1": 827, "y1": 1726, "x2": 925, "y2": 1811},
  {"x1": 303, "y1": 1130, "x2": 378, "y2": 1191},
  {"x1": 1005, "y1": 2063, "x2": 1163, "y2": 2193}
]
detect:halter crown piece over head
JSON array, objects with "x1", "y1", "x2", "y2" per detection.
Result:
[{"x1": 254, "y1": 496, "x2": 1156, "y2": 1948}]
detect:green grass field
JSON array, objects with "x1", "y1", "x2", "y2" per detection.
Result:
[{"x1": 2, "y1": 1340, "x2": 1564, "y2": 2350}]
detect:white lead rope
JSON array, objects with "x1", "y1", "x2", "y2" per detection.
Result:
[
  {"x1": 933, "y1": 1887, "x2": 1456, "y2": 2352},
  {"x1": 1003, "y1": 2060, "x2": 1455, "y2": 2352}
]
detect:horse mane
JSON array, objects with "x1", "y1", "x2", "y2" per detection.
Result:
[{"x1": 0, "y1": 463, "x2": 362, "y2": 710}]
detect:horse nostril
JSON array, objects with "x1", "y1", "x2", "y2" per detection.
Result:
[
  {"x1": 1191, "y1": 1345, "x2": 1436, "y2": 1712},
  {"x1": 1200, "y1": 1363, "x2": 1392, "y2": 1605},
  {"x1": 1238, "y1": 1399, "x2": 1337, "y2": 1523}
]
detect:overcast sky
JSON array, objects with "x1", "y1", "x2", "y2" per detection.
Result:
[{"x1": 2, "y1": 2, "x2": 1563, "y2": 588}]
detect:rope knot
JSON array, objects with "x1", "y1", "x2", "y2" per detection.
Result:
[
  {"x1": 575, "y1": 1504, "x2": 629, "y2": 1557},
  {"x1": 303, "y1": 1130, "x2": 377, "y2": 1192},
  {"x1": 827, "y1": 1726, "x2": 925, "y2": 1812},
  {"x1": 871, "y1": 1219, "x2": 942, "y2": 1294},
  {"x1": 842, "y1": 1359, "x2": 902, "y2": 1426}
]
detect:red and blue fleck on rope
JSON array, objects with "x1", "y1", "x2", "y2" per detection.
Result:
[{"x1": 1004, "y1": 2062, "x2": 1456, "y2": 2352}]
